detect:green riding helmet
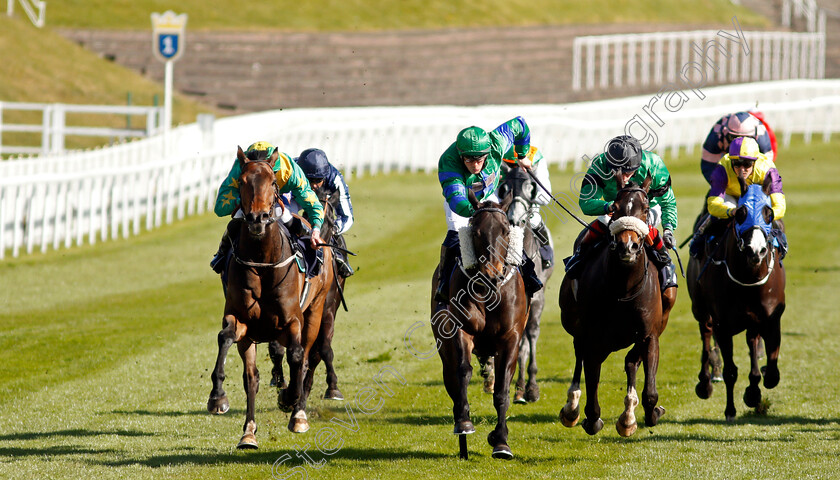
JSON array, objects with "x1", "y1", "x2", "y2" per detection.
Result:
[{"x1": 456, "y1": 126, "x2": 491, "y2": 156}]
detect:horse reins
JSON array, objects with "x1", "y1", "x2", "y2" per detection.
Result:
[{"x1": 709, "y1": 223, "x2": 777, "y2": 287}]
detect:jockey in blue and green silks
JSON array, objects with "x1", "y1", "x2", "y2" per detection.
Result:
[
  {"x1": 210, "y1": 141, "x2": 324, "y2": 274},
  {"x1": 434, "y1": 116, "x2": 544, "y2": 303}
]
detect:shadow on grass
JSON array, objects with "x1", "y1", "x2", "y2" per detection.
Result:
[
  {"x1": 0, "y1": 445, "x2": 118, "y2": 457},
  {"x1": 0, "y1": 428, "x2": 153, "y2": 442},
  {"x1": 111, "y1": 408, "x2": 246, "y2": 417},
  {"x1": 99, "y1": 446, "x2": 449, "y2": 468}
]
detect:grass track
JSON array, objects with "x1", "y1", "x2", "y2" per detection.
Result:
[{"x1": 1, "y1": 136, "x2": 839, "y2": 479}]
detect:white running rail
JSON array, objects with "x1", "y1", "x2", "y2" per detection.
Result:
[
  {"x1": 0, "y1": 102, "x2": 163, "y2": 156},
  {"x1": 2, "y1": 80, "x2": 840, "y2": 259},
  {"x1": 5, "y1": 0, "x2": 45, "y2": 28}
]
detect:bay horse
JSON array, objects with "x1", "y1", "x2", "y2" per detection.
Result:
[
  {"x1": 686, "y1": 177, "x2": 785, "y2": 421},
  {"x1": 430, "y1": 191, "x2": 530, "y2": 459},
  {"x1": 490, "y1": 163, "x2": 554, "y2": 404},
  {"x1": 206, "y1": 146, "x2": 334, "y2": 449},
  {"x1": 558, "y1": 175, "x2": 675, "y2": 436},
  {"x1": 269, "y1": 187, "x2": 346, "y2": 401}
]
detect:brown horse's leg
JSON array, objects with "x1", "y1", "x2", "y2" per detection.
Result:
[
  {"x1": 560, "y1": 357, "x2": 582, "y2": 428},
  {"x1": 581, "y1": 353, "x2": 605, "y2": 435},
  {"x1": 237, "y1": 341, "x2": 259, "y2": 449},
  {"x1": 439, "y1": 333, "x2": 475, "y2": 435},
  {"x1": 743, "y1": 330, "x2": 763, "y2": 409},
  {"x1": 641, "y1": 335, "x2": 665, "y2": 427},
  {"x1": 617, "y1": 344, "x2": 643, "y2": 436},
  {"x1": 278, "y1": 321, "x2": 304, "y2": 414},
  {"x1": 716, "y1": 333, "x2": 739, "y2": 422},
  {"x1": 268, "y1": 340, "x2": 286, "y2": 389},
  {"x1": 761, "y1": 305, "x2": 785, "y2": 389},
  {"x1": 319, "y1": 309, "x2": 343, "y2": 400},
  {"x1": 695, "y1": 313, "x2": 715, "y2": 399},
  {"x1": 488, "y1": 334, "x2": 519, "y2": 460},
  {"x1": 208, "y1": 315, "x2": 238, "y2": 415}
]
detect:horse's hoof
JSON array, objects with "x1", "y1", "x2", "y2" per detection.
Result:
[
  {"x1": 483, "y1": 379, "x2": 495, "y2": 394},
  {"x1": 237, "y1": 433, "x2": 258, "y2": 449},
  {"x1": 582, "y1": 417, "x2": 604, "y2": 435},
  {"x1": 454, "y1": 421, "x2": 475, "y2": 435},
  {"x1": 744, "y1": 386, "x2": 761, "y2": 408},
  {"x1": 513, "y1": 389, "x2": 527, "y2": 404},
  {"x1": 289, "y1": 411, "x2": 310, "y2": 433},
  {"x1": 207, "y1": 396, "x2": 230, "y2": 415},
  {"x1": 725, "y1": 414, "x2": 736, "y2": 423},
  {"x1": 324, "y1": 389, "x2": 345, "y2": 401},
  {"x1": 616, "y1": 419, "x2": 638, "y2": 437},
  {"x1": 560, "y1": 406, "x2": 580, "y2": 428},
  {"x1": 711, "y1": 375, "x2": 724, "y2": 383},
  {"x1": 270, "y1": 377, "x2": 287, "y2": 389},
  {"x1": 524, "y1": 384, "x2": 540, "y2": 403},
  {"x1": 763, "y1": 366, "x2": 780, "y2": 389},
  {"x1": 491, "y1": 444, "x2": 513, "y2": 460},
  {"x1": 277, "y1": 390, "x2": 293, "y2": 412},
  {"x1": 645, "y1": 406, "x2": 665, "y2": 427},
  {"x1": 695, "y1": 381, "x2": 713, "y2": 400},
  {"x1": 725, "y1": 407, "x2": 737, "y2": 423}
]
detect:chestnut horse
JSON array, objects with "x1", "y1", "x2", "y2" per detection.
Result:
[
  {"x1": 269, "y1": 187, "x2": 346, "y2": 401},
  {"x1": 206, "y1": 147, "x2": 334, "y2": 449},
  {"x1": 430, "y1": 192, "x2": 530, "y2": 459},
  {"x1": 558, "y1": 176, "x2": 676, "y2": 436},
  {"x1": 687, "y1": 178, "x2": 785, "y2": 421},
  {"x1": 495, "y1": 164, "x2": 554, "y2": 403}
]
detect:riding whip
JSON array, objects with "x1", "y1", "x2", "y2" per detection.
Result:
[{"x1": 523, "y1": 167, "x2": 600, "y2": 234}]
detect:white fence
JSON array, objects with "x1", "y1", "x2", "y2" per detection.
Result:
[
  {"x1": 2, "y1": 80, "x2": 840, "y2": 259},
  {"x1": 782, "y1": 0, "x2": 820, "y2": 32},
  {"x1": 0, "y1": 102, "x2": 163, "y2": 156},
  {"x1": 572, "y1": 25, "x2": 826, "y2": 91},
  {"x1": 5, "y1": 0, "x2": 45, "y2": 28}
]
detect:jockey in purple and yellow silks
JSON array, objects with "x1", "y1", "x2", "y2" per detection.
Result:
[
  {"x1": 434, "y1": 117, "x2": 543, "y2": 303},
  {"x1": 707, "y1": 137, "x2": 785, "y2": 220},
  {"x1": 210, "y1": 141, "x2": 324, "y2": 274},
  {"x1": 691, "y1": 136, "x2": 788, "y2": 259},
  {"x1": 700, "y1": 111, "x2": 776, "y2": 183}
]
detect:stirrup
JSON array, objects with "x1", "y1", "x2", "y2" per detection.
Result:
[{"x1": 336, "y1": 257, "x2": 354, "y2": 277}]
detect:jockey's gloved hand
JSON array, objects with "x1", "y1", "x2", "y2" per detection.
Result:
[
  {"x1": 517, "y1": 156, "x2": 533, "y2": 170},
  {"x1": 310, "y1": 228, "x2": 324, "y2": 249},
  {"x1": 662, "y1": 229, "x2": 676, "y2": 249},
  {"x1": 605, "y1": 202, "x2": 618, "y2": 215}
]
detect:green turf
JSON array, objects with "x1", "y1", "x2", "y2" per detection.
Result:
[
  {"x1": 45, "y1": 0, "x2": 767, "y2": 31},
  {"x1": 0, "y1": 136, "x2": 838, "y2": 479}
]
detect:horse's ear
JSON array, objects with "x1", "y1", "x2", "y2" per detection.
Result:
[
  {"x1": 738, "y1": 176, "x2": 747, "y2": 196},
  {"x1": 734, "y1": 205, "x2": 748, "y2": 224},
  {"x1": 614, "y1": 170, "x2": 625, "y2": 190},
  {"x1": 762, "y1": 172, "x2": 773, "y2": 196},
  {"x1": 237, "y1": 146, "x2": 247, "y2": 168},
  {"x1": 500, "y1": 190, "x2": 514, "y2": 212},
  {"x1": 762, "y1": 205, "x2": 775, "y2": 224},
  {"x1": 641, "y1": 173, "x2": 652, "y2": 193},
  {"x1": 468, "y1": 190, "x2": 479, "y2": 210},
  {"x1": 268, "y1": 149, "x2": 279, "y2": 169}
]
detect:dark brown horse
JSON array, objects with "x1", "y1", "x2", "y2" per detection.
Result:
[
  {"x1": 687, "y1": 178, "x2": 785, "y2": 421},
  {"x1": 206, "y1": 147, "x2": 334, "y2": 449},
  {"x1": 430, "y1": 192, "x2": 530, "y2": 459},
  {"x1": 558, "y1": 175, "x2": 676, "y2": 436},
  {"x1": 269, "y1": 187, "x2": 346, "y2": 401}
]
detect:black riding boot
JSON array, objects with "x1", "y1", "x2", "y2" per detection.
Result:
[
  {"x1": 520, "y1": 255, "x2": 544, "y2": 297},
  {"x1": 648, "y1": 245, "x2": 678, "y2": 290},
  {"x1": 334, "y1": 234, "x2": 354, "y2": 277},
  {"x1": 434, "y1": 231, "x2": 460, "y2": 304},
  {"x1": 210, "y1": 230, "x2": 231, "y2": 274},
  {"x1": 532, "y1": 221, "x2": 554, "y2": 269},
  {"x1": 285, "y1": 216, "x2": 311, "y2": 238}
]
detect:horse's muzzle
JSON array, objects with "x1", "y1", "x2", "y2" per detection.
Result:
[
  {"x1": 613, "y1": 239, "x2": 642, "y2": 264},
  {"x1": 245, "y1": 211, "x2": 273, "y2": 236}
]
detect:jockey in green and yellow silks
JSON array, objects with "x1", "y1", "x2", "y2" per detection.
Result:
[{"x1": 210, "y1": 141, "x2": 324, "y2": 274}]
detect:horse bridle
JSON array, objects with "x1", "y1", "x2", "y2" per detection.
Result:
[
  {"x1": 468, "y1": 206, "x2": 516, "y2": 290},
  {"x1": 609, "y1": 186, "x2": 649, "y2": 250},
  {"x1": 711, "y1": 221, "x2": 776, "y2": 287}
]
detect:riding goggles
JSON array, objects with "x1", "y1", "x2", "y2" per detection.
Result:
[
  {"x1": 462, "y1": 154, "x2": 488, "y2": 164},
  {"x1": 731, "y1": 158, "x2": 756, "y2": 169}
]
